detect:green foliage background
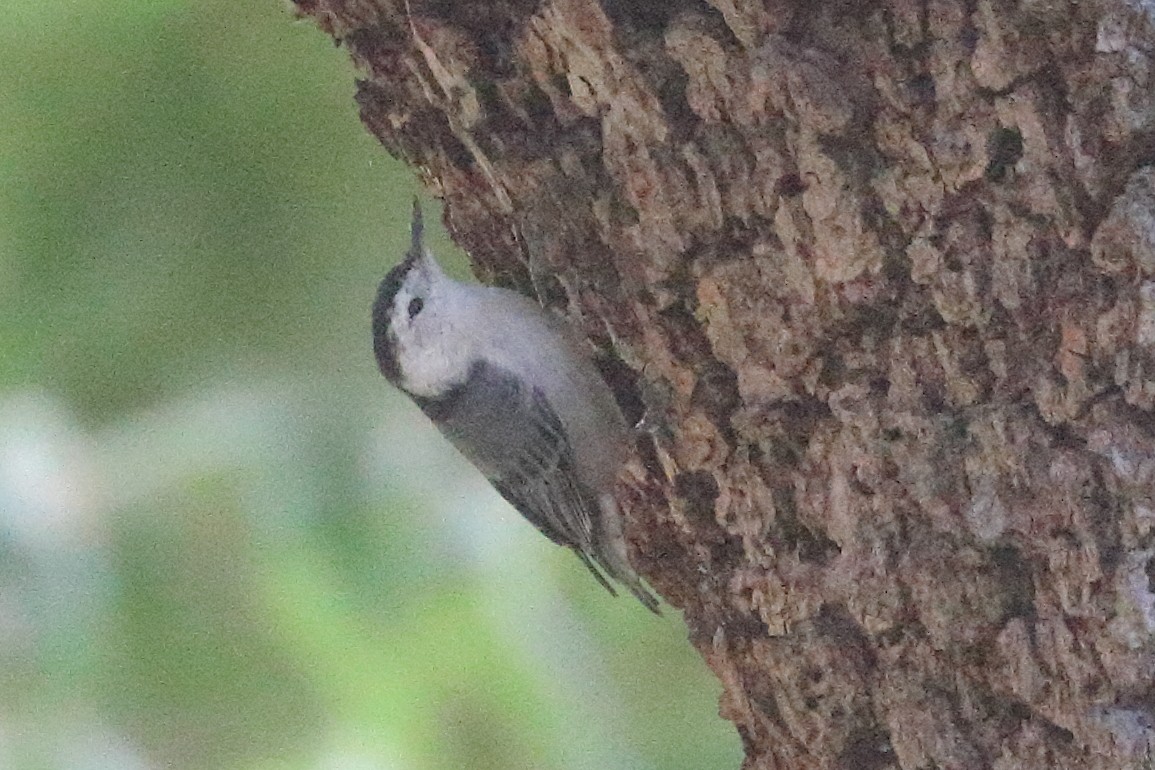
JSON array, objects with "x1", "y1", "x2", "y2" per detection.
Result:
[{"x1": 0, "y1": 2, "x2": 739, "y2": 768}]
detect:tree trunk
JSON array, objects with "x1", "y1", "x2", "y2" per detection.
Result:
[{"x1": 292, "y1": 0, "x2": 1155, "y2": 767}]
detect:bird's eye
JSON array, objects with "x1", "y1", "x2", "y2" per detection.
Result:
[{"x1": 407, "y1": 297, "x2": 424, "y2": 319}]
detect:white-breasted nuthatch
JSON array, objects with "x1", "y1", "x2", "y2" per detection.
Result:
[{"x1": 371, "y1": 200, "x2": 659, "y2": 613}]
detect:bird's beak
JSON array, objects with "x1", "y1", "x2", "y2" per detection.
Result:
[{"x1": 408, "y1": 197, "x2": 424, "y2": 260}]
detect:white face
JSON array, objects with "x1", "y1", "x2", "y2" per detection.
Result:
[{"x1": 385, "y1": 252, "x2": 473, "y2": 399}]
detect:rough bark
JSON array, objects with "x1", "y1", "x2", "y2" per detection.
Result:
[{"x1": 292, "y1": 0, "x2": 1155, "y2": 767}]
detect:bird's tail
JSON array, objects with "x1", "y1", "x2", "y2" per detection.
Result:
[{"x1": 586, "y1": 494, "x2": 661, "y2": 614}]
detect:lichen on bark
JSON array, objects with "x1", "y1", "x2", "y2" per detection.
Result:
[{"x1": 293, "y1": 0, "x2": 1155, "y2": 767}]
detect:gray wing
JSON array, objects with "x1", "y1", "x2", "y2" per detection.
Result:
[
  {"x1": 413, "y1": 360, "x2": 658, "y2": 610},
  {"x1": 414, "y1": 361, "x2": 600, "y2": 556}
]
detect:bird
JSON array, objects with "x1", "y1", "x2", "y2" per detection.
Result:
[{"x1": 371, "y1": 200, "x2": 659, "y2": 612}]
